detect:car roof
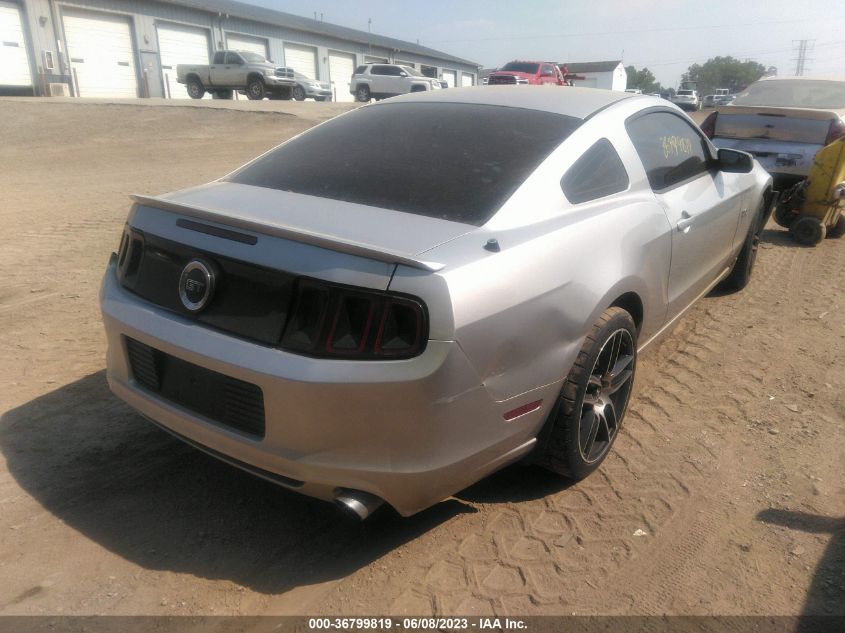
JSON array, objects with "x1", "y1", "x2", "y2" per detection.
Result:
[{"x1": 376, "y1": 86, "x2": 634, "y2": 119}]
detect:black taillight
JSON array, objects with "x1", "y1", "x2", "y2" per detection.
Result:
[
  {"x1": 281, "y1": 279, "x2": 427, "y2": 360},
  {"x1": 699, "y1": 111, "x2": 718, "y2": 139}
]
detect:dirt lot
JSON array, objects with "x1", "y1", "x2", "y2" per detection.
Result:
[{"x1": 0, "y1": 99, "x2": 842, "y2": 617}]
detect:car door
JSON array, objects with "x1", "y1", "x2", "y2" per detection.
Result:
[
  {"x1": 368, "y1": 65, "x2": 391, "y2": 94},
  {"x1": 539, "y1": 63, "x2": 558, "y2": 85},
  {"x1": 222, "y1": 51, "x2": 245, "y2": 86},
  {"x1": 626, "y1": 109, "x2": 745, "y2": 317}
]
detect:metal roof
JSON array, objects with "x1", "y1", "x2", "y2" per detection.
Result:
[
  {"x1": 561, "y1": 60, "x2": 623, "y2": 73},
  {"x1": 376, "y1": 85, "x2": 634, "y2": 120},
  {"x1": 166, "y1": 0, "x2": 479, "y2": 67}
]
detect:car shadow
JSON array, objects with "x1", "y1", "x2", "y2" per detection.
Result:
[
  {"x1": 0, "y1": 371, "x2": 472, "y2": 595},
  {"x1": 455, "y1": 461, "x2": 575, "y2": 504},
  {"x1": 756, "y1": 508, "x2": 845, "y2": 620}
]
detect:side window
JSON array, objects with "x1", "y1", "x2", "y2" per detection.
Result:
[
  {"x1": 212, "y1": 51, "x2": 225, "y2": 64},
  {"x1": 541, "y1": 64, "x2": 554, "y2": 76},
  {"x1": 384, "y1": 66, "x2": 403, "y2": 76},
  {"x1": 561, "y1": 139, "x2": 630, "y2": 204},
  {"x1": 355, "y1": 65, "x2": 368, "y2": 75},
  {"x1": 224, "y1": 52, "x2": 242, "y2": 65},
  {"x1": 626, "y1": 111, "x2": 710, "y2": 190},
  {"x1": 370, "y1": 65, "x2": 388, "y2": 76}
]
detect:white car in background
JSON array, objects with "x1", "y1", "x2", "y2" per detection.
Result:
[
  {"x1": 671, "y1": 89, "x2": 700, "y2": 111},
  {"x1": 701, "y1": 77, "x2": 845, "y2": 185},
  {"x1": 350, "y1": 64, "x2": 442, "y2": 102}
]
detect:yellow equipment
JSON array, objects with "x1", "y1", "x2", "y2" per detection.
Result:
[{"x1": 774, "y1": 136, "x2": 845, "y2": 246}]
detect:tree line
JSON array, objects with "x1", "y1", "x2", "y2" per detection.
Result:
[{"x1": 625, "y1": 56, "x2": 774, "y2": 97}]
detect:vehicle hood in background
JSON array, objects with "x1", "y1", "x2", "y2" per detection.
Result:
[{"x1": 132, "y1": 182, "x2": 476, "y2": 271}]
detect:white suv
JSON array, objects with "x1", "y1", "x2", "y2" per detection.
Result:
[
  {"x1": 671, "y1": 89, "x2": 701, "y2": 111},
  {"x1": 350, "y1": 64, "x2": 442, "y2": 102}
]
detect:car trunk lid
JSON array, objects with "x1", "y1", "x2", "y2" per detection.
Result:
[
  {"x1": 132, "y1": 182, "x2": 476, "y2": 272},
  {"x1": 714, "y1": 105, "x2": 839, "y2": 144}
]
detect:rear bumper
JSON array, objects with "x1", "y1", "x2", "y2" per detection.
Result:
[
  {"x1": 713, "y1": 137, "x2": 821, "y2": 178},
  {"x1": 99, "y1": 258, "x2": 548, "y2": 516}
]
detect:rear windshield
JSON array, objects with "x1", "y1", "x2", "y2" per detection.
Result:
[
  {"x1": 501, "y1": 62, "x2": 539, "y2": 74},
  {"x1": 732, "y1": 80, "x2": 845, "y2": 109},
  {"x1": 678, "y1": 90, "x2": 693, "y2": 95},
  {"x1": 227, "y1": 102, "x2": 581, "y2": 226}
]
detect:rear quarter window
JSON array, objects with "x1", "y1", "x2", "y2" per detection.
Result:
[
  {"x1": 561, "y1": 139, "x2": 629, "y2": 204},
  {"x1": 227, "y1": 103, "x2": 582, "y2": 226}
]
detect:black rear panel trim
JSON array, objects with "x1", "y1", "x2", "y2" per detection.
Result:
[{"x1": 176, "y1": 218, "x2": 258, "y2": 245}]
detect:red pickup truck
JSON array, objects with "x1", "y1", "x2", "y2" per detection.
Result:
[{"x1": 486, "y1": 61, "x2": 565, "y2": 86}]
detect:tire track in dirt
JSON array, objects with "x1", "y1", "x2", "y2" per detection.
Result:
[{"x1": 307, "y1": 226, "x2": 840, "y2": 616}]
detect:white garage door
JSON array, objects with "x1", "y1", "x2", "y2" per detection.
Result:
[
  {"x1": 328, "y1": 51, "x2": 354, "y2": 102},
  {"x1": 64, "y1": 12, "x2": 137, "y2": 98},
  {"x1": 461, "y1": 73, "x2": 474, "y2": 87},
  {"x1": 157, "y1": 23, "x2": 210, "y2": 99},
  {"x1": 284, "y1": 43, "x2": 317, "y2": 79},
  {"x1": 226, "y1": 33, "x2": 268, "y2": 60},
  {"x1": 0, "y1": 2, "x2": 31, "y2": 87},
  {"x1": 442, "y1": 69, "x2": 456, "y2": 88}
]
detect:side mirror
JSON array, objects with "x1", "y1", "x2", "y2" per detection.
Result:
[
  {"x1": 717, "y1": 148, "x2": 754, "y2": 173},
  {"x1": 833, "y1": 182, "x2": 845, "y2": 199},
  {"x1": 399, "y1": 72, "x2": 408, "y2": 77}
]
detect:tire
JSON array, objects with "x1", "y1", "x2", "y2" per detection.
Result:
[
  {"x1": 292, "y1": 85, "x2": 306, "y2": 101},
  {"x1": 790, "y1": 216, "x2": 826, "y2": 246},
  {"x1": 721, "y1": 199, "x2": 765, "y2": 291},
  {"x1": 186, "y1": 78, "x2": 204, "y2": 99},
  {"x1": 537, "y1": 307, "x2": 637, "y2": 480},
  {"x1": 355, "y1": 85, "x2": 370, "y2": 102},
  {"x1": 828, "y1": 215, "x2": 845, "y2": 238},
  {"x1": 774, "y1": 202, "x2": 797, "y2": 228},
  {"x1": 246, "y1": 78, "x2": 266, "y2": 100},
  {"x1": 214, "y1": 89, "x2": 233, "y2": 100}
]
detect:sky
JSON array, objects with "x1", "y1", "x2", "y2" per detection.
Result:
[{"x1": 247, "y1": 0, "x2": 845, "y2": 87}]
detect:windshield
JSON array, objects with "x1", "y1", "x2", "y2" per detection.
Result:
[
  {"x1": 239, "y1": 52, "x2": 268, "y2": 64},
  {"x1": 678, "y1": 90, "x2": 693, "y2": 95},
  {"x1": 732, "y1": 79, "x2": 845, "y2": 109},
  {"x1": 501, "y1": 62, "x2": 539, "y2": 74},
  {"x1": 294, "y1": 72, "x2": 316, "y2": 81},
  {"x1": 401, "y1": 66, "x2": 424, "y2": 77},
  {"x1": 227, "y1": 103, "x2": 582, "y2": 226}
]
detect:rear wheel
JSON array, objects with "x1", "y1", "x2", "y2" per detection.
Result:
[
  {"x1": 355, "y1": 85, "x2": 370, "y2": 102},
  {"x1": 790, "y1": 216, "x2": 826, "y2": 246},
  {"x1": 538, "y1": 308, "x2": 637, "y2": 480},
  {"x1": 246, "y1": 78, "x2": 266, "y2": 100},
  {"x1": 186, "y1": 78, "x2": 204, "y2": 99}
]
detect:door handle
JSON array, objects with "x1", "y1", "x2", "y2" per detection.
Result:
[{"x1": 676, "y1": 210, "x2": 693, "y2": 234}]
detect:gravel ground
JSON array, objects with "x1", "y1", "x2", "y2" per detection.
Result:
[{"x1": 0, "y1": 99, "x2": 842, "y2": 618}]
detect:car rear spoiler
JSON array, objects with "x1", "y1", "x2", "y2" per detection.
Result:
[{"x1": 130, "y1": 194, "x2": 445, "y2": 272}]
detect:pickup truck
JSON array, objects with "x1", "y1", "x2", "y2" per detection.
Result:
[
  {"x1": 177, "y1": 50, "x2": 296, "y2": 100},
  {"x1": 486, "y1": 61, "x2": 565, "y2": 86}
]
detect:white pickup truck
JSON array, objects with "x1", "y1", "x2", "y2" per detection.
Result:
[{"x1": 176, "y1": 50, "x2": 296, "y2": 100}]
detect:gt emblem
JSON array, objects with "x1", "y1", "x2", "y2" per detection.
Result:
[{"x1": 179, "y1": 259, "x2": 215, "y2": 312}]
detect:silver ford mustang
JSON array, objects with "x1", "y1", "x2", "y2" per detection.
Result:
[{"x1": 100, "y1": 87, "x2": 772, "y2": 519}]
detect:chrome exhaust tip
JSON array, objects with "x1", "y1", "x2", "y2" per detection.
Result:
[{"x1": 334, "y1": 489, "x2": 384, "y2": 521}]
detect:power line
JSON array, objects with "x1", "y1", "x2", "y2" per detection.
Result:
[{"x1": 425, "y1": 16, "x2": 845, "y2": 44}]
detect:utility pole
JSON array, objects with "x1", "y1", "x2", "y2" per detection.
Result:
[{"x1": 792, "y1": 39, "x2": 814, "y2": 76}]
